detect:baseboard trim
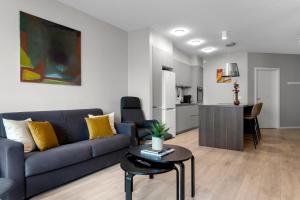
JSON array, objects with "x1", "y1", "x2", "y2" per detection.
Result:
[
  {"x1": 176, "y1": 127, "x2": 198, "y2": 135},
  {"x1": 279, "y1": 127, "x2": 300, "y2": 129}
]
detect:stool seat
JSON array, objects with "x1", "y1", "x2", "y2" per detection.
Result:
[{"x1": 0, "y1": 178, "x2": 13, "y2": 197}]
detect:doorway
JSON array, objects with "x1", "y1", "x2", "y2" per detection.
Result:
[{"x1": 254, "y1": 68, "x2": 280, "y2": 128}]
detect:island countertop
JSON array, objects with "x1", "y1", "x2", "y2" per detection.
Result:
[{"x1": 199, "y1": 104, "x2": 253, "y2": 107}]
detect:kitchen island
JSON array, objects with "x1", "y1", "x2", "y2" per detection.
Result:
[{"x1": 198, "y1": 104, "x2": 253, "y2": 151}]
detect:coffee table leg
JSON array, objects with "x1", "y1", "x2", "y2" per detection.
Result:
[
  {"x1": 174, "y1": 166, "x2": 179, "y2": 200},
  {"x1": 125, "y1": 173, "x2": 134, "y2": 200},
  {"x1": 178, "y1": 162, "x2": 185, "y2": 200},
  {"x1": 191, "y1": 156, "x2": 195, "y2": 197}
]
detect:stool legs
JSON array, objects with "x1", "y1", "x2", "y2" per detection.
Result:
[
  {"x1": 249, "y1": 120, "x2": 257, "y2": 148},
  {"x1": 252, "y1": 119, "x2": 260, "y2": 143},
  {"x1": 125, "y1": 173, "x2": 134, "y2": 200},
  {"x1": 191, "y1": 156, "x2": 195, "y2": 197},
  {"x1": 124, "y1": 169, "x2": 179, "y2": 200},
  {"x1": 178, "y1": 162, "x2": 185, "y2": 200},
  {"x1": 255, "y1": 117, "x2": 262, "y2": 140},
  {"x1": 174, "y1": 166, "x2": 179, "y2": 200}
]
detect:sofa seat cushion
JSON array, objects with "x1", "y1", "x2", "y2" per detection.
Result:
[
  {"x1": 89, "y1": 134, "x2": 130, "y2": 158},
  {"x1": 25, "y1": 140, "x2": 92, "y2": 177}
]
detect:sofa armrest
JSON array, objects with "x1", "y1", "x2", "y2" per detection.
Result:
[
  {"x1": 115, "y1": 123, "x2": 136, "y2": 145},
  {"x1": 0, "y1": 138, "x2": 25, "y2": 200},
  {"x1": 143, "y1": 119, "x2": 158, "y2": 128}
]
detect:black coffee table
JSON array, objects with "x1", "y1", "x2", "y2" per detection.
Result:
[
  {"x1": 128, "y1": 144, "x2": 195, "y2": 200},
  {"x1": 120, "y1": 154, "x2": 179, "y2": 200}
]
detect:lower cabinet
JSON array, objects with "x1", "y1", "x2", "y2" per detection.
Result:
[{"x1": 176, "y1": 105, "x2": 199, "y2": 134}]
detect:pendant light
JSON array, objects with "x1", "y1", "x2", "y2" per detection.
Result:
[{"x1": 222, "y1": 42, "x2": 240, "y2": 78}]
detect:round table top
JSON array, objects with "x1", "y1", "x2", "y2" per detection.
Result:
[
  {"x1": 120, "y1": 154, "x2": 175, "y2": 175},
  {"x1": 128, "y1": 144, "x2": 193, "y2": 164},
  {"x1": 0, "y1": 178, "x2": 13, "y2": 196}
]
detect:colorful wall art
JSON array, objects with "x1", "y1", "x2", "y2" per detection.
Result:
[
  {"x1": 217, "y1": 68, "x2": 232, "y2": 83},
  {"x1": 20, "y1": 11, "x2": 81, "y2": 85}
]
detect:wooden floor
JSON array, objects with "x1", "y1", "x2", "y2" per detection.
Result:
[{"x1": 32, "y1": 128, "x2": 300, "y2": 200}]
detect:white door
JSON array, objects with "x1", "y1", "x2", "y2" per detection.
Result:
[
  {"x1": 162, "y1": 70, "x2": 176, "y2": 109},
  {"x1": 255, "y1": 68, "x2": 280, "y2": 128}
]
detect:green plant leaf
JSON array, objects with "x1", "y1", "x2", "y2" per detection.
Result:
[{"x1": 151, "y1": 121, "x2": 169, "y2": 139}]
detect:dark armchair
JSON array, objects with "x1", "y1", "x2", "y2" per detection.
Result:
[{"x1": 121, "y1": 96, "x2": 172, "y2": 145}]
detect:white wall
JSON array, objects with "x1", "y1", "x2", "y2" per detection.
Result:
[
  {"x1": 128, "y1": 29, "x2": 152, "y2": 119},
  {"x1": 173, "y1": 46, "x2": 190, "y2": 64},
  {"x1": 128, "y1": 29, "x2": 175, "y2": 119},
  {"x1": 248, "y1": 53, "x2": 300, "y2": 127},
  {"x1": 150, "y1": 31, "x2": 173, "y2": 55},
  {"x1": 0, "y1": 0, "x2": 128, "y2": 120},
  {"x1": 203, "y1": 52, "x2": 248, "y2": 104},
  {"x1": 190, "y1": 55, "x2": 203, "y2": 66}
]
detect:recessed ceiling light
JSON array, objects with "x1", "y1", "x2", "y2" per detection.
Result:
[
  {"x1": 201, "y1": 47, "x2": 217, "y2": 53},
  {"x1": 221, "y1": 30, "x2": 228, "y2": 40},
  {"x1": 187, "y1": 39, "x2": 205, "y2": 46},
  {"x1": 170, "y1": 28, "x2": 189, "y2": 37}
]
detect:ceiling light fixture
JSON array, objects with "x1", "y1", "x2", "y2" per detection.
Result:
[
  {"x1": 187, "y1": 39, "x2": 205, "y2": 46},
  {"x1": 201, "y1": 47, "x2": 217, "y2": 53},
  {"x1": 221, "y1": 30, "x2": 228, "y2": 40},
  {"x1": 170, "y1": 28, "x2": 189, "y2": 37}
]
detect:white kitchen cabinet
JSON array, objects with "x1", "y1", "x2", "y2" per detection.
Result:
[
  {"x1": 176, "y1": 104, "x2": 199, "y2": 133},
  {"x1": 152, "y1": 47, "x2": 173, "y2": 110},
  {"x1": 198, "y1": 67, "x2": 203, "y2": 87},
  {"x1": 152, "y1": 47, "x2": 163, "y2": 109}
]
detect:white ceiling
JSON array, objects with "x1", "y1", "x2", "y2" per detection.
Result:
[{"x1": 57, "y1": 0, "x2": 300, "y2": 57}]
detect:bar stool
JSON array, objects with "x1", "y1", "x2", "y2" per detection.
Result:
[{"x1": 244, "y1": 103, "x2": 263, "y2": 148}]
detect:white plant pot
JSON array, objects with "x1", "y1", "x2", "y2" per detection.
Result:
[{"x1": 152, "y1": 137, "x2": 163, "y2": 151}]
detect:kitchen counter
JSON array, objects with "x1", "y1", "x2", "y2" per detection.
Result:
[
  {"x1": 176, "y1": 103, "x2": 200, "y2": 106},
  {"x1": 176, "y1": 104, "x2": 199, "y2": 134}
]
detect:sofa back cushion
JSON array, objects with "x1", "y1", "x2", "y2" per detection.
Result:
[{"x1": 0, "y1": 109, "x2": 103, "y2": 144}]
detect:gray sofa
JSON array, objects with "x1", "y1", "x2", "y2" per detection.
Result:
[{"x1": 0, "y1": 109, "x2": 135, "y2": 200}]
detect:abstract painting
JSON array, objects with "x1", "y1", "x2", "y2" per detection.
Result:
[
  {"x1": 217, "y1": 69, "x2": 231, "y2": 83},
  {"x1": 20, "y1": 11, "x2": 81, "y2": 85}
]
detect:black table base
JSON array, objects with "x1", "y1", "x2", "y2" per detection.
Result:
[
  {"x1": 124, "y1": 167, "x2": 179, "y2": 200},
  {"x1": 123, "y1": 145, "x2": 195, "y2": 200}
]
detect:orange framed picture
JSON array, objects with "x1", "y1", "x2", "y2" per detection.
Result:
[{"x1": 217, "y1": 69, "x2": 231, "y2": 83}]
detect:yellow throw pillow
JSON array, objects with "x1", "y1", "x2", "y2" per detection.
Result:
[
  {"x1": 88, "y1": 113, "x2": 117, "y2": 134},
  {"x1": 28, "y1": 121, "x2": 59, "y2": 151},
  {"x1": 85, "y1": 115, "x2": 114, "y2": 140}
]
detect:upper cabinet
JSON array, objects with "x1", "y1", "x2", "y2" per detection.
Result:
[
  {"x1": 173, "y1": 59, "x2": 192, "y2": 87},
  {"x1": 198, "y1": 67, "x2": 203, "y2": 87},
  {"x1": 152, "y1": 47, "x2": 173, "y2": 108}
]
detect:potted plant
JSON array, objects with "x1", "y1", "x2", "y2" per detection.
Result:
[{"x1": 151, "y1": 122, "x2": 169, "y2": 151}]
